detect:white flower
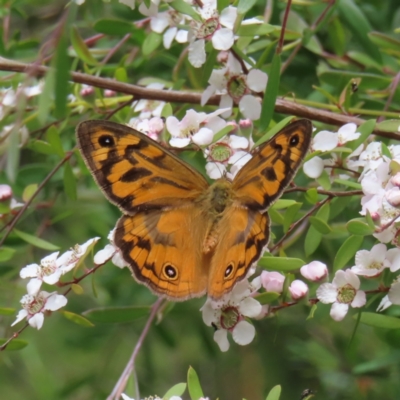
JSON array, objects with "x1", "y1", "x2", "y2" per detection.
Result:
[
  {"x1": 128, "y1": 116, "x2": 164, "y2": 141},
  {"x1": 201, "y1": 278, "x2": 261, "y2": 351},
  {"x1": 289, "y1": 280, "x2": 308, "y2": 300},
  {"x1": 316, "y1": 269, "x2": 366, "y2": 321},
  {"x1": 94, "y1": 229, "x2": 127, "y2": 268},
  {"x1": 132, "y1": 82, "x2": 165, "y2": 119},
  {"x1": 312, "y1": 123, "x2": 360, "y2": 152},
  {"x1": 377, "y1": 295, "x2": 392, "y2": 312},
  {"x1": 260, "y1": 271, "x2": 285, "y2": 293},
  {"x1": 351, "y1": 243, "x2": 390, "y2": 277},
  {"x1": 300, "y1": 261, "x2": 328, "y2": 282},
  {"x1": 11, "y1": 291, "x2": 67, "y2": 330},
  {"x1": 303, "y1": 156, "x2": 325, "y2": 179}
]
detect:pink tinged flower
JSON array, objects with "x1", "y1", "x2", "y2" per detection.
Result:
[
  {"x1": 289, "y1": 280, "x2": 308, "y2": 300},
  {"x1": 260, "y1": 271, "x2": 285, "y2": 293},
  {"x1": 351, "y1": 243, "x2": 390, "y2": 277},
  {"x1": 11, "y1": 291, "x2": 67, "y2": 330},
  {"x1": 0, "y1": 184, "x2": 12, "y2": 201},
  {"x1": 391, "y1": 173, "x2": 400, "y2": 187},
  {"x1": 386, "y1": 248, "x2": 400, "y2": 272},
  {"x1": 239, "y1": 95, "x2": 261, "y2": 120},
  {"x1": 316, "y1": 269, "x2": 366, "y2": 321},
  {"x1": 303, "y1": 156, "x2": 324, "y2": 179},
  {"x1": 300, "y1": 261, "x2": 328, "y2": 282},
  {"x1": 386, "y1": 188, "x2": 400, "y2": 207},
  {"x1": 388, "y1": 279, "x2": 400, "y2": 305}
]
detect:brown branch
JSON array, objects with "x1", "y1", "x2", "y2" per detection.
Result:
[
  {"x1": 0, "y1": 57, "x2": 399, "y2": 139},
  {"x1": 277, "y1": 0, "x2": 292, "y2": 55}
]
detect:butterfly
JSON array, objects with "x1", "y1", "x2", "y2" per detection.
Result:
[{"x1": 76, "y1": 119, "x2": 312, "y2": 301}]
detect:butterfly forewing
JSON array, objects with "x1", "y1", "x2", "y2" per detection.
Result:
[
  {"x1": 77, "y1": 120, "x2": 209, "y2": 213},
  {"x1": 232, "y1": 119, "x2": 312, "y2": 211}
]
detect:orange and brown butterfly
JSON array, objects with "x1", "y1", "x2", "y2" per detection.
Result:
[{"x1": 76, "y1": 119, "x2": 312, "y2": 301}]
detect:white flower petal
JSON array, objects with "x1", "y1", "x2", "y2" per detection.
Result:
[
  {"x1": 192, "y1": 127, "x2": 214, "y2": 145},
  {"x1": 175, "y1": 29, "x2": 188, "y2": 43},
  {"x1": 219, "y1": 6, "x2": 237, "y2": 30},
  {"x1": 351, "y1": 290, "x2": 366, "y2": 308},
  {"x1": 20, "y1": 263, "x2": 40, "y2": 279},
  {"x1": 219, "y1": 95, "x2": 233, "y2": 118},
  {"x1": 43, "y1": 269, "x2": 62, "y2": 285},
  {"x1": 11, "y1": 309, "x2": 28, "y2": 326},
  {"x1": 232, "y1": 320, "x2": 255, "y2": 345},
  {"x1": 238, "y1": 297, "x2": 262, "y2": 318},
  {"x1": 303, "y1": 156, "x2": 324, "y2": 179},
  {"x1": 316, "y1": 283, "x2": 337, "y2": 304},
  {"x1": 206, "y1": 162, "x2": 225, "y2": 179},
  {"x1": 201, "y1": 299, "x2": 217, "y2": 326},
  {"x1": 214, "y1": 329, "x2": 230, "y2": 352},
  {"x1": 229, "y1": 135, "x2": 249, "y2": 149},
  {"x1": 188, "y1": 40, "x2": 206, "y2": 68},
  {"x1": 27, "y1": 278, "x2": 43, "y2": 295},
  {"x1": 169, "y1": 137, "x2": 191, "y2": 148},
  {"x1": 150, "y1": 12, "x2": 169, "y2": 33},
  {"x1": 388, "y1": 281, "x2": 400, "y2": 305},
  {"x1": 112, "y1": 252, "x2": 127, "y2": 268},
  {"x1": 312, "y1": 130, "x2": 338, "y2": 151},
  {"x1": 211, "y1": 28, "x2": 234, "y2": 51},
  {"x1": 239, "y1": 95, "x2": 261, "y2": 120},
  {"x1": 330, "y1": 302, "x2": 349, "y2": 321},
  {"x1": 94, "y1": 244, "x2": 117, "y2": 265},
  {"x1": 28, "y1": 313, "x2": 44, "y2": 330},
  {"x1": 163, "y1": 26, "x2": 177, "y2": 49},
  {"x1": 246, "y1": 69, "x2": 268, "y2": 92},
  {"x1": 44, "y1": 294, "x2": 68, "y2": 311},
  {"x1": 377, "y1": 295, "x2": 392, "y2": 312},
  {"x1": 201, "y1": 85, "x2": 216, "y2": 106}
]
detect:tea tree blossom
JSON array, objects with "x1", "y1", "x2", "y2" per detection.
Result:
[
  {"x1": 312, "y1": 123, "x2": 360, "y2": 152},
  {"x1": 316, "y1": 269, "x2": 366, "y2": 321},
  {"x1": 201, "y1": 278, "x2": 262, "y2": 351},
  {"x1": 260, "y1": 271, "x2": 285, "y2": 293},
  {"x1": 94, "y1": 229, "x2": 127, "y2": 268},
  {"x1": 300, "y1": 261, "x2": 328, "y2": 282},
  {"x1": 351, "y1": 243, "x2": 393, "y2": 277},
  {"x1": 11, "y1": 291, "x2": 67, "y2": 330},
  {"x1": 289, "y1": 280, "x2": 309, "y2": 300}
]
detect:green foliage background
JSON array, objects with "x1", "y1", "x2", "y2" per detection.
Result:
[{"x1": 1, "y1": 0, "x2": 400, "y2": 399}]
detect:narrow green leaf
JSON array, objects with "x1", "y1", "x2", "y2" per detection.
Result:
[
  {"x1": 115, "y1": 67, "x2": 128, "y2": 83},
  {"x1": 306, "y1": 304, "x2": 317, "y2": 320},
  {"x1": 376, "y1": 120, "x2": 400, "y2": 133},
  {"x1": 0, "y1": 247, "x2": 16, "y2": 262},
  {"x1": 22, "y1": 183, "x2": 38, "y2": 202},
  {"x1": 46, "y1": 125, "x2": 65, "y2": 157},
  {"x1": 187, "y1": 367, "x2": 204, "y2": 400},
  {"x1": 14, "y1": 229, "x2": 60, "y2": 251},
  {"x1": 82, "y1": 306, "x2": 150, "y2": 323},
  {"x1": 333, "y1": 235, "x2": 363, "y2": 271},
  {"x1": 272, "y1": 199, "x2": 298, "y2": 210},
  {"x1": 283, "y1": 203, "x2": 302, "y2": 233},
  {"x1": 346, "y1": 218, "x2": 375, "y2": 236},
  {"x1": 266, "y1": 385, "x2": 281, "y2": 400},
  {"x1": 38, "y1": 67, "x2": 55, "y2": 124},
  {"x1": 269, "y1": 207, "x2": 284, "y2": 225},
  {"x1": 54, "y1": 34, "x2": 70, "y2": 119},
  {"x1": 333, "y1": 179, "x2": 362, "y2": 189},
  {"x1": 259, "y1": 53, "x2": 281, "y2": 131},
  {"x1": 27, "y1": 140, "x2": 58, "y2": 155},
  {"x1": 309, "y1": 216, "x2": 332, "y2": 234},
  {"x1": 255, "y1": 291, "x2": 280, "y2": 305},
  {"x1": 94, "y1": 19, "x2": 136, "y2": 35},
  {"x1": 63, "y1": 162, "x2": 77, "y2": 201},
  {"x1": 62, "y1": 311, "x2": 95, "y2": 327},
  {"x1": 304, "y1": 225, "x2": 322, "y2": 257},
  {"x1": 0, "y1": 338, "x2": 29, "y2": 351},
  {"x1": 142, "y1": 31, "x2": 162, "y2": 56},
  {"x1": 348, "y1": 119, "x2": 376, "y2": 151},
  {"x1": 337, "y1": 0, "x2": 382, "y2": 63},
  {"x1": 71, "y1": 284, "x2": 84, "y2": 295},
  {"x1": 258, "y1": 257, "x2": 305, "y2": 271},
  {"x1": 237, "y1": 0, "x2": 256, "y2": 14},
  {"x1": 170, "y1": 0, "x2": 202, "y2": 21},
  {"x1": 0, "y1": 307, "x2": 15, "y2": 316},
  {"x1": 316, "y1": 202, "x2": 330, "y2": 221},
  {"x1": 357, "y1": 312, "x2": 400, "y2": 329},
  {"x1": 237, "y1": 23, "x2": 275, "y2": 37},
  {"x1": 70, "y1": 26, "x2": 98, "y2": 65},
  {"x1": 163, "y1": 383, "x2": 187, "y2": 400},
  {"x1": 365, "y1": 210, "x2": 376, "y2": 230}
]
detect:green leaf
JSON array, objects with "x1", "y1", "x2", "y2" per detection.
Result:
[
  {"x1": 269, "y1": 207, "x2": 284, "y2": 225},
  {"x1": 94, "y1": 19, "x2": 136, "y2": 35},
  {"x1": 161, "y1": 103, "x2": 173, "y2": 118},
  {"x1": 259, "y1": 53, "x2": 281, "y2": 131},
  {"x1": 62, "y1": 311, "x2": 95, "y2": 327},
  {"x1": 316, "y1": 202, "x2": 330, "y2": 221},
  {"x1": 272, "y1": 199, "x2": 298, "y2": 210},
  {"x1": 237, "y1": 23, "x2": 275, "y2": 37},
  {"x1": 304, "y1": 225, "x2": 322, "y2": 257},
  {"x1": 70, "y1": 26, "x2": 98, "y2": 65},
  {"x1": 38, "y1": 67, "x2": 55, "y2": 124},
  {"x1": 0, "y1": 307, "x2": 16, "y2": 316},
  {"x1": 0, "y1": 338, "x2": 29, "y2": 351},
  {"x1": 0, "y1": 247, "x2": 16, "y2": 262},
  {"x1": 22, "y1": 183, "x2": 38, "y2": 202},
  {"x1": 348, "y1": 119, "x2": 376, "y2": 151},
  {"x1": 54, "y1": 34, "x2": 70, "y2": 119},
  {"x1": 346, "y1": 218, "x2": 375, "y2": 236},
  {"x1": 27, "y1": 140, "x2": 59, "y2": 155},
  {"x1": 63, "y1": 162, "x2": 77, "y2": 201},
  {"x1": 258, "y1": 257, "x2": 305, "y2": 271},
  {"x1": 357, "y1": 312, "x2": 400, "y2": 329},
  {"x1": 309, "y1": 216, "x2": 332, "y2": 234},
  {"x1": 255, "y1": 291, "x2": 280, "y2": 305},
  {"x1": 115, "y1": 67, "x2": 128, "y2": 83},
  {"x1": 187, "y1": 366, "x2": 204, "y2": 400},
  {"x1": 46, "y1": 125, "x2": 65, "y2": 157},
  {"x1": 14, "y1": 229, "x2": 60, "y2": 251},
  {"x1": 237, "y1": 0, "x2": 256, "y2": 14},
  {"x1": 170, "y1": 0, "x2": 202, "y2": 21},
  {"x1": 365, "y1": 210, "x2": 376, "y2": 230},
  {"x1": 333, "y1": 235, "x2": 363, "y2": 272},
  {"x1": 337, "y1": 0, "x2": 382, "y2": 63},
  {"x1": 266, "y1": 385, "x2": 281, "y2": 400},
  {"x1": 82, "y1": 306, "x2": 150, "y2": 323},
  {"x1": 71, "y1": 283, "x2": 84, "y2": 295},
  {"x1": 333, "y1": 179, "x2": 362, "y2": 189},
  {"x1": 305, "y1": 188, "x2": 318, "y2": 204},
  {"x1": 163, "y1": 383, "x2": 187, "y2": 400},
  {"x1": 306, "y1": 304, "x2": 317, "y2": 320},
  {"x1": 142, "y1": 31, "x2": 162, "y2": 56},
  {"x1": 316, "y1": 169, "x2": 331, "y2": 190},
  {"x1": 376, "y1": 120, "x2": 400, "y2": 133},
  {"x1": 283, "y1": 202, "x2": 302, "y2": 233}
]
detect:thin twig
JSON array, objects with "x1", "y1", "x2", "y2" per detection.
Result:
[
  {"x1": 284, "y1": 187, "x2": 363, "y2": 197},
  {"x1": 277, "y1": 0, "x2": 292, "y2": 55},
  {"x1": 0, "y1": 150, "x2": 74, "y2": 248},
  {"x1": 107, "y1": 298, "x2": 165, "y2": 400},
  {"x1": 377, "y1": 72, "x2": 400, "y2": 123}
]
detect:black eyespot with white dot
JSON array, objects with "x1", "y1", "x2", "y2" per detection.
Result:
[
  {"x1": 289, "y1": 134, "x2": 299, "y2": 147},
  {"x1": 224, "y1": 263, "x2": 234, "y2": 279},
  {"x1": 163, "y1": 264, "x2": 178, "y2": 280},
  {"x1": 98, "y1": 134, "x2": 115, "y2": 147}
]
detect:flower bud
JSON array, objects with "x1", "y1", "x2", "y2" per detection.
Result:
[
  {"x1": 260, "y1": 271, "x2": 285, "y2": 293},
  {"x1": 289, "y1": 280, "x2": 309, "y2": 300},
  {"x1": 300, "y1": 261, "x2": 328, "y2": 282}
]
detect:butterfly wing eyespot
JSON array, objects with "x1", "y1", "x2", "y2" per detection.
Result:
[
  {"x1": 163, "y1": 263, "x2": 179, "y2": 281},
  {"x1": 224, "y1": 262, "x2": 234, "y2": 279},
  {"x1": 98, "y1": 134, "x2": 115, "y2": 147}
]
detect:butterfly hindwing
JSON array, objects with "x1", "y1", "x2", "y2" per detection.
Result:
[{"x1": 77, "y1": 120, "x2": 209, "y2": 213}]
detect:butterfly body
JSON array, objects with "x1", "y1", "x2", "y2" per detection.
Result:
[{"x1": 77, "y1": 119, "x2": 312, "y2": 301}]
